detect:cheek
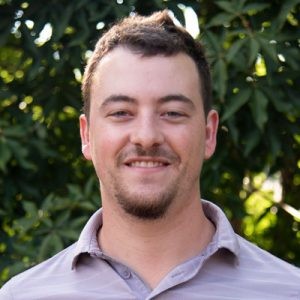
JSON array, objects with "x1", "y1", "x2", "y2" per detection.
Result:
[
  {"x1": 89, "y1": 125, "x2": 128, "y2": 164},
  {"x1": 180, "y1": 129, "x2": 206, "y2": 174},
  {"x1": 174, "y1": 123, "x2": 204, "y2": 149},
  {"x1": 167, "y1": 127, "x2": 204, "y2": 161}
]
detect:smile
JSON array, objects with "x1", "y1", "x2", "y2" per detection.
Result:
[{"x1": 127, "y1": 161, "x2": 167, "y2": 168}]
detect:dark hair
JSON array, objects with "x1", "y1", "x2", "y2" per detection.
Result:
[{"x1": 82, "y1": 10, "x2": 212, "y2": 118}]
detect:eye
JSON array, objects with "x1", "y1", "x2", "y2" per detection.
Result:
[
  {"x1": 110, "y1": 111, "x2": 130, "y2": 117},
  {"x1": 107, "y1": 110, "x2": 133, "y2": 121},
  {"x1": 161, "y1": 111, "x2": 188, "y2": 120},
  {"x1": 160, "y1": 110, "x2": 189, "y2": 123},
  {"x1": 163, "y1": 111, "x2": 185, "y2": 117}
]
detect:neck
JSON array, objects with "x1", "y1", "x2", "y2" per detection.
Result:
[{"x1": 98, "y1": 195, "x2": 215, "y2": 289}]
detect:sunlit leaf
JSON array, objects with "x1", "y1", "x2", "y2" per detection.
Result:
[{"x1": 274, "y1": 0, "x2": 300, "y2": 31}]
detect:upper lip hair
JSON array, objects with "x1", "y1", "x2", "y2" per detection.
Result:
[{"x1": 124, "y1": 157, "x2": 170, "y2": 165}]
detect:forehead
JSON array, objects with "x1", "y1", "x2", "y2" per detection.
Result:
[{"x1": 91, "y1": 47, "x2": 201, "y2": 104}]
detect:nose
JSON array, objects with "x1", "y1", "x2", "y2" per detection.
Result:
[{"x1": 130, "y1": 115, "x2": 164, "y2": 149}]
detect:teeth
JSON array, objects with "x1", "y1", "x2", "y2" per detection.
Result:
[{"x1": 129, "y1": 161, "x2": 164, "y2": 168}]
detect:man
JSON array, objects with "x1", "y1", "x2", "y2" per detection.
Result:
[{"x1": 1, "y1": 10, "x2": 299, "y2": 300}]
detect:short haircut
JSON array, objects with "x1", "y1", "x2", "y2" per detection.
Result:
[{"x1": 82, "y1": 10, "x2": 212, "y2": 119}]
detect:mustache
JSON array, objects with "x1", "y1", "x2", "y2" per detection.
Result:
[{"x1": 117, "y1": 146, "x2": 179, "y2": 164}]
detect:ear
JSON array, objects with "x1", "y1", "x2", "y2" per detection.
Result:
[
  {"x1": 204, "y1": 109, "x2": 219, "y2": 160},
  {"x1": 79, "y1": 114, "x2": 92, "y2": 160}
]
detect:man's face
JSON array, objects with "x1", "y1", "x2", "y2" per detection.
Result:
[{"x1": 80, "y1": 47, "x2": 218, "y2": 220}]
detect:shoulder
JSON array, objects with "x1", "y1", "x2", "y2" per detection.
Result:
[
  {"x1": 203, "y1": 200, "x2": 300, "y2": 279},
  {"x1": 199, "y1": 234, "x2": 300, "y2": 299},
  {"x1": 0, "y1": 243, "x2": 77, "y2": 299},
  {"x1": 237, "y1": 235, "x2": 300, "y2": 276}
]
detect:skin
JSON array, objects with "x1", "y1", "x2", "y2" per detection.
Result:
[{"x1": 80, "y1": 47, "x2": 219, "y2": 288}]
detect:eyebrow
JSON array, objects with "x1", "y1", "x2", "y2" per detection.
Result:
[
  {"x1": 100, "y1": 93, "x2": 195, "y2": 109},
  {"x1": 158, "y1": 94, "x2": 196, "y2": 109},
  {"x1": 100, "y1": 95, "x2": 136, "y2": 108}
]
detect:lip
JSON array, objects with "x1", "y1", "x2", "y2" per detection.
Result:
[{"x1": 124, "y1": 157, "x2": 170, "y2": 168}]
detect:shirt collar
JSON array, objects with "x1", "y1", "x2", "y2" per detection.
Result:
[
  {"x1": 71, "y1": 208, "x2": 104, "y2": 269},
  {"x1": 202, "y1": 199, "x2": 240, "y2": 257},
  {"x1": 71, "y1": 200, "x2": 240, "y2": 269}
]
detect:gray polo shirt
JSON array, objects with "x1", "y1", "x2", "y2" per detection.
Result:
[{"x1": 1, "y1": 200, "x2": 299, "y2": 299}]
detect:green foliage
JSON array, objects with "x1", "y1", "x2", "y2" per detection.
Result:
[
  {"x1": 0, "y1": 0, "x2": 299, "y2": 286},
  {"x1": 200, "y1": 0, "x2": 300, "y2": 265}
]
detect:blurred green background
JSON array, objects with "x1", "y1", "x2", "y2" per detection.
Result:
[{"x1": 0, "y1": 0, "x2": 299, "y2": 286}]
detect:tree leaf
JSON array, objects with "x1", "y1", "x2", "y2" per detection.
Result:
[
  {"x1": 267, "y1": 128, "x2": 281, "y2": 159},
  {"x1": 221, "y1": 88, "x2": 251, "y2": 121},
  {"x1": 258, "y1": 36, "x2": 278, "y2": 62},
  {"x1": 273, "y1": 0, "x2": 300, "y2": 31},
  {"x1": 3, "y1": 125, "x2": 26, "y2": 138},
  {"x1": 203, "y1": 30, "x2": 221, "y2": 54},
  {"x1": 52, "y1": 233, "x2": 64, "y2": 252},
  {"x1": 244, "y1": 128, "x2": 261, "y2": 156},
  {"x1": 207, "y1": 12, "x2": 235, "y2": 27},
  {"x1": 0, "y1": 140, "x2": 11, "y2": 172},
  {"x1": 213, "y1": 58, "x2": 227, "y2": 100},
  {"x1": 265, "y1": 89, "x2": 292, "y2": 113},
  {"x1": 236, "y1": 0, "x2": 247, "y2": 11},
  {"x1": 227, "y1": 117, "x2": 239, "y2": 144},
  {"x1": 51, "y1": 5, "x2": 74, "y2": 42},
  {"x1": 242, "y1": 3, "x2": 270, "y2": 14},
  {"x1": 54, "y1": 211, "x2": 71, "y2": 227},
  {"x1": 250, "y1": 89, "x2": 269, "y2": 130},
  {"x1": 215, "y1": 1, "x2": 236, "y2": 13},
  {"x1": 23, "y1": 201, "x2": 38, "y2": 216},
  {"x1": 38, "y1": 233, "x2": 63, "y2": 261},
  {"x1": 227, "y1": 38, "x2": 246, "y2": 62},
  {"x1": 59, "y1": 229, "x2": 79, "y2": 240},
  {"x1": 14, "y1": 216, "x2": 37, "y2": 232},
  {"x1": 68, "y1": 11, "x2": 89, "y2": 47},
  {"x1": 248, "y1": 37, "x2": 260, "y2": 66}
]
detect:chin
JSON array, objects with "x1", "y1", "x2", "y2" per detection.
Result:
[{"x1": 116, "y1": 191, "x2": 176, "y2": 221}]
